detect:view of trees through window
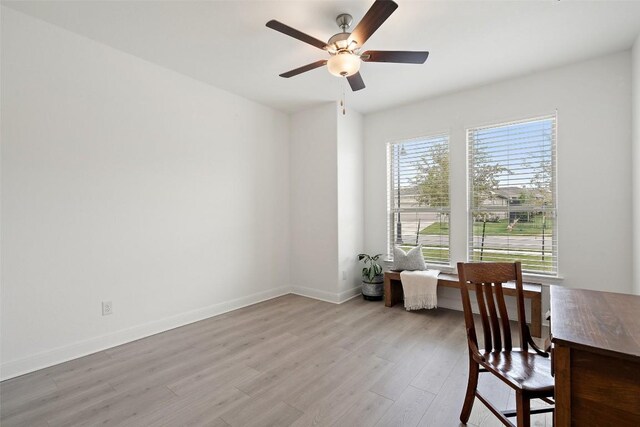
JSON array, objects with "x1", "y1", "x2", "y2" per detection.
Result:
[
  {"x1": 388, "y1": 135, "x2": 450, "y2": 265},
  {"x1": 388, "y1": 116, "x2": 557, "y2": 275},
  {"x1": 468, "y1": 116, "x2": 557, "y2": 274}
]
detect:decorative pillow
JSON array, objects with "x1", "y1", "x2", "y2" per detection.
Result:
[{"x1": 392, "y1": 245, "x2": 426, "y2": 271}]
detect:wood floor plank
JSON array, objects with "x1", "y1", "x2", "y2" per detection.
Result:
[
  {"x1": 368, "y1": 340, "x2": 436, "y2": 401},
  {"x1": 369, "y1": 311, "x2": 461, "y2": 400},
  {"x1": 46, "y1": 384, "x2": 176, "y2": 427},
  {"x1": 332, "y1": 310, "x2": 395, "y2": 351},
  {"x1": 168, "y1": 359, "x2": 260, "y2": 396},
  {"x1": 0, "y1": 380, "x2": 117, "y2": 427},
  {"x1": 288, "y1": 355, "x2": 392, "y2": 426},
  {"x1": 36, "y1": 351, "x2": 113, "y2": 383},
  {"x1": 0, "y1": 371, "x2": 59, "y2": 416},
  {"x1": 219, "y1": 392, "x2": 303, "y2": 427},
  {"x1": 375, "y1": 385, "x2": 436, "y2": 427},
  {"x1": 51, "y1": 339, "x2": 196, "y2": 392},
  {"x1": 331, "y1": 298, "x2": 381, "y2": 326},
  {"x1": 284, "y1": 349, "x2": 389, "y2": 411},
  {"x1": 109, "y1": 329, "x2": 294, "y2": 393},
  {"x1": 126, "y1": 384, "x2": 249, "y2": 426},
  {"x1": 107, "y1": 344, "x2": 208, "y2": 391},
  {"x1": 236, "y1": 343, "x2": 351, "y2": 400},
  {"x1": 410, "y1": 318, "x2": 468, "y2": 395},
  {"x1": 241, "y1": 332, "x2": 306, "y2": 370},
  {"x1": 416, "y1": 351, "x2": 470, "y2": 427},
  {"x1": 334, "y1": 390, "x2": 394, "y2": 427},
  {"x1": 367, "y1": 306, "x2": 430, "y2": 346},
  {"x1": 103, "y1": 295, "x2": 305, "y2": 361}
]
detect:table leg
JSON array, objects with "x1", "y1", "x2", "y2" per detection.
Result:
[{"x1": 384, "y1": 274, "x2": 393, "y2": 307}]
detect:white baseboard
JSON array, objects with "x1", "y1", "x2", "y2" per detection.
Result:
[
  {"x1": 290, "y1": 286, "x2": 341, "y2": 303},
  {"x1": 337, "y1": 287, "x2": 362, "y2": 303},
  {"x1": 0, "y1": 286, "x2": 291, "y2": 381},
  {"x1": 290, "y1": 285, "x2": 362, "y2": 304},
  {"x1": 436, "y1": 295, "x2": 466, "y2": 312}
]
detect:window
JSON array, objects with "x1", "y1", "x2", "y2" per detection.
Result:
[
  {"x1": 467, "y1": 115, "x2": 557, "y2": 275},
  {"x1": 387, "y1": 135, "x2": 450, "y2": 265}
]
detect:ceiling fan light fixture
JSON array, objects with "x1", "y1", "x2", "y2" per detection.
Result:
[{"x1": 327, "y1": 52, "x2": 361, "y2": 77}]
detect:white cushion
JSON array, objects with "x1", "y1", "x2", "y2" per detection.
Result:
[{"x1": 392, "y1": 245, "x2": 426, "y2": 271}]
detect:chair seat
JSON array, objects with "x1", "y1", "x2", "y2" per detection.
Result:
[{"x1": 482, "y1": 350, "x2": 554, "y2": 393}]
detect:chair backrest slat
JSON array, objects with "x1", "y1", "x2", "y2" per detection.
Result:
[
  {"x1": 457, "y1": 262, "x2": 528, "y2": 354},
  {"x1": 482, "y1": 283, "x2": 502, "y2": 351},
  {"x1": 493, "y1": 282, "x2": 512, "y2": 351},
  {"x1": 513, "y1": 262, "x2": 528, "y2": 351},
  {"x1": 474, "y1": 283, "x2": 493, "y2": 352}
]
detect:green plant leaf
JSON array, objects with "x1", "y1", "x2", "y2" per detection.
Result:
[{"x1": 358, "y1": 252, "x2": 385, "y2": 281}]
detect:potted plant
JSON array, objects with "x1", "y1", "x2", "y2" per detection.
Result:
[{"x1": 358, "y1": 253, "x2": 384, "y2": 300}]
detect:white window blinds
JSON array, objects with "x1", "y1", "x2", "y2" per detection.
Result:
[
  {"x1": 387, "y1": 135, "x2": 450, "y2": 265},
  {"x1": 467, "y1": 115, "x2": 557, "y2": 275}
]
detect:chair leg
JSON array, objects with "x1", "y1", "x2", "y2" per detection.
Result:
[
  {"x1": 460, "y1": 357, "x2": 479, "y2": 424},
  {"x1": 515, "y1": 392, "x2": 530, "y2": 427}
]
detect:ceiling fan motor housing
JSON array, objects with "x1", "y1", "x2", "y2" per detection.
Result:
[{"x1": 328, "y1": 32, "x2": 351, "y2": 51}]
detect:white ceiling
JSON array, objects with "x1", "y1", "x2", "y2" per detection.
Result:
[{"x1": 4, "y1": 0, "x2": 640, "y2": 114}]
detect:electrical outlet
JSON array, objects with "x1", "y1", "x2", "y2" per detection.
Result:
[{"x1": 102, "y1": 301, "x2": 113, "y2": 316}]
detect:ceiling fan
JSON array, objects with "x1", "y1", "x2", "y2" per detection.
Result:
[{"x1": 266, "y1": 0, "x2": 429, "y2": 92}]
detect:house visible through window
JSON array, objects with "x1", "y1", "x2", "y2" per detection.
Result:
[
  {"x1": 387, "y1": 135, "x2": 450, "y2": 265},
  {"x1": 467, "y1": 115, "x2": 557, "y2": 275}
]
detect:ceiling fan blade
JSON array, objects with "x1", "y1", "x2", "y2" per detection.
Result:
[
  {"x1": 348, "y1": 0, "x2": 398, "y2": 47},
  {"x1": 266, "y1": 20, "x2": 327, "y2": 50},
  {"x1": 279, "y1": 60, "x2": 328, "y2": 78},
  {"x1": 361, "y1": 50, "x2": 429, "y2": 64},
  {"x1": 347, "y1": 72, "x2": 366, "y2": 91}
]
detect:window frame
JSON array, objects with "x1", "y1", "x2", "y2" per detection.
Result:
[
  {"x1": 466, "y1": 114, "x2": 559, "y2": 276},
  {"x1": 386, "y1": 133, "x2": 452, "y2": 266}
]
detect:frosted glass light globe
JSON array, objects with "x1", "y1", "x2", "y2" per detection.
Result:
[{"x1": 327, "y1": 52, "x2": 361, "y2": 77}]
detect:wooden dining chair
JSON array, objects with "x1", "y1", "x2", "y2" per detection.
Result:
[{"x1": 457, "y1": 262, "x2": 554, "y2": 427}]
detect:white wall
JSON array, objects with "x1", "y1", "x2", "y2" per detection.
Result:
[
  {"x1": 289, "y1": 103, "x2": 364, "y2": 302},
  {"x1": 289, "y1": 104, "x2": 340, "y2": 301},
  {"x1": 633, "y1": 34, "x2": 640, "y2": 295},
  {"x1": 364, "y1": 52, "x2": 633, "y2": 308},
  {"x1": 337, "y1": 110, "x2": 364, "y2": 298},
  {"x1": 1, "y1": 8, "x2": 290, "y2": 379}
]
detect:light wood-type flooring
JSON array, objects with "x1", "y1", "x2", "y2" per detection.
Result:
[{"x1": 0, "y1": 294, "x2": 552, "y2": 427}]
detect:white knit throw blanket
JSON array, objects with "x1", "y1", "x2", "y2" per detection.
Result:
[{"x1": 400, "y1": 270, "x2": 440, "y2": 311}]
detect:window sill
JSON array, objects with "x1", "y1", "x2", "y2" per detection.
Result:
[
  {"x1": 521, "y1": 273, "x2": 564, "y2": 285},
  {"x1": 383, "y1": 258, "x2": 455, "y2": 273}
]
